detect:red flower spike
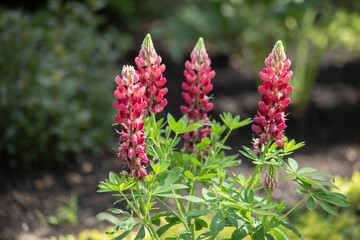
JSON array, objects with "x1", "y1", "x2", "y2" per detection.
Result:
[
  {"x1": 113, "y1": 65, "x2": 148, "y2": 181},
  {"x1": 135, "y1": 34, "x2": 168, "y2": 114},
  {"x1": 252, "y1": 41, "x2": 293, "y2": 152},
  {"x1": 180, "y1": 37, "x2": 215, "y2": 153}
]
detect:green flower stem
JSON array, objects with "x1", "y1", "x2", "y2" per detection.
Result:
[
  {"x1": 247, "y1": 165, "x2": 260, "y2": 190},
  {"x1": 171, "y1": 190, "x2": 191, "y2": 231},
  {"x1": 279, "y1": 197, "x2": 307, "y2": 221},
  {"x1": 191, "y1": 220, "x2": 196, "y2": 240},
  {"x1": 119, "y1": 191, "x2": 143, "y2": 219},
  {"x1": 247, "y1": 142, "x2": 271, "y2": 190},
  {"x1": 213, "y1": 129, "x2": 233, "y2": 158},
  {"x1": 136, "y1": 183, "x2": 160, "y2": 240},
  {"x1": 278, "y1": 175, "x2": 293, "y2": 181},
  {"x1": 262, "y1": 192, "x2": 272, "y2": 223},
  {"x1": 150, "y1": 112, "x2": 164, "y2": 160},
  {"x1": 187, "y1": 180, "x2": 198, "y2": 212},
  {"x1": 155, "y1": 197, "x2": 180, "y2": 218},
  {"x1": 130, "y1": 188, "x2": 140, "y2": 210}
]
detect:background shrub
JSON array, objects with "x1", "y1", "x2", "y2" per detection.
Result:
[{"x1": 0, "y1": 0, "x2": 130, "y2": 167}]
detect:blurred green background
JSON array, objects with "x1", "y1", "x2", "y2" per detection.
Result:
[{"x1": 1, "y1": 0, "x2": 360, "y2": 168}]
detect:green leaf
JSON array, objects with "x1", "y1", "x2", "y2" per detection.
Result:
[
  {"x1": 220, "y1": 113, "x2": 232, "y2": 129},
  {"x1": 109, "y1": 171, "x2": 120, "y2": 186},
  {"x1": 201, "y1": 137, "x2": 211, "y2": 147},
  {"x1": 179, "y1": 230, "x2": 192, "y2": 240},
  {"x1": 202, "y1": 164, "x2": 219, "y2": 170},
  {"x1": 108, "y1": 208, "x2": 130, "y2": 216},
  {"x1": 272, "y1": 227, "x2": 289, "y2": 240},
  {"x1": 198, "y1": 173, "x2": 217, "y2": 180},
  {"x1": 306, "y1": 196, "x2": 316, "y2": 211},
  {"x1": 251, "y1": 209, "x2": 278, "y2": 216},
  {"x1": 202, "y1": 188, "x2": 216, "y2": 200},
  {"x1": 265, "y1": 233, "x2": 276, "y2": 240},
  {"x1": 180, "y1": 123, "x2": 201, "y2": 134},
  {"x1": 184, "y1": 170, "x2": 194, "y2": 180},
  {"x1": 113, "y1": 217, "x2": 134, "y2": 232},
  {"x1": 297, "y1": 167, "x2": 317, "y2": 174},
  {"x1": 163, "y1": 167, "x2": 181, "y2": 185},
  {"x1": 280, "y1": 221, "x2": 303, "y2": 240},
  {"x1": 167, "y1": 113, "x2": 183, "y2": 133},
  {"x1": 134, "y1": 225, "x2": 145, "y2": 240},
  {"x1": 113, "y1": 231, "x2": 131, "y2": 240},
  {"x1": 195, "y1": 218, "x2": 208, "y2": 231},
  {"x1": 155, "y1": 193, "x2": 183, "y2": 199},
  {"x1": 210, "y1": 210, "x2": 225, "y2": 234},
  {"x1": 178, "y1": 115, "x2": 189, "y2": 128},
  {"x1": 196, "y1": 231, "x2": 212, "y2": 240},
  {"x1": 239, "y1": 145, "x2": 260, "y2": 161},
  {"x1": 191, "y1": 158, "x2": 202, "y2": 168},
  {"x1": 151, "y1": 128, "x2": 160, "y2": 138},
  {"x1": 157, "y1": 222, "x2": 180, "y2": 237},
  {"x1": 155, "y1": 184, "x2": 189, "y2": 194},
  {"x1": 288, "y1": 158, "x2": 298, "y2": 172},
  {"x1": 185, "y1": 209, "x2": 213, "y2": 218},
  {"x1": 248, "y1": 189, "x2": 254, "y2": 203},
  {"x1": 231, "y1": 225, "x2": 248, "y2": 240},
  {"x1": 254, "y1": 224, "x2": 265, "y2": 240},
  {"x1": 233, "y1": 173, "x2": 246, "y2": 185},
  {"x1": 183, "y1": 195, "x2": 204, "y2": 203},
  {"x1": 225, "y1": 209, "x2": 244, "y2": 229},
  {"x1": 287, "y1": 141, "x2": 305, "y2": 152},
  {"x1": 305, "y1": 178, "x2": 339, "y2": 190},
  {"x1": 317, "y1": 199, "x2": 341, "y2": 214},
  {"x1": 233, "y1": 118, "x2": 252, "y2": 129}
]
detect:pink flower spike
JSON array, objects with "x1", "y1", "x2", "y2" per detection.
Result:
[
  {"x1": 113, "y1": 65, "x2": 149, "y2": 181},
  {"x1": 252, "y1": 41, "x2": 293, "y2": 152},
  {"x1": 135, "y1": 34, "x2": 168, "y2": 114},
  {"x1": 180, "y1": 37, "x2": 215, "y2": 153}
]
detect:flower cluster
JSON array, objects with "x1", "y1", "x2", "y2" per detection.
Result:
[
  {"x1": 262, "y1": 160, "x2": 279, "y2": 190},
  {"x1": 113, "y1": 65, "x2": 148, "y2": 180},
  {"x1": 180, "y1": 38, "x2": 215, "y2": 152},
  {"x1": 135, "y1": 34, "x2": 168, "y2": 114},
  {"x1": 252, "y1": 41, "x2": 293, "y2": 152}
]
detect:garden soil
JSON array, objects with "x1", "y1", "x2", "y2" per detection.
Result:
[{"x1": 1, "y1": 55, "x2": 360, "y2": 240}]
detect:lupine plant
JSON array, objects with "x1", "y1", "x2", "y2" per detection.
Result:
[{"x1": 98, "y1": 34, "x2": 349, "y2": 240}]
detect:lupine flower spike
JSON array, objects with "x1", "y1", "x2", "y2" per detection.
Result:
[
  {"x1": 181, "y1": 37, "x2": 215, "y2": 152},
  {"x1": 262, "y1": 159, "x2": 279, "y2": 191},
  {"x1": 113, "y1": 65, "x2": 148, "y2": 180},
  {"x1": 252, "y1": 41, "x2": 293, "y2": 154},
  {"x1": 135, "y1": 34, "x2": 168, "y2": 114}
]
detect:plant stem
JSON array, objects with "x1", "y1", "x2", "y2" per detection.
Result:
[
  {"x1": 136, "y1": 183, "x2": 160, "y2": 240},
  {"x1": 279, "y1": 197, "x2": 306, "y2": 221},
  {"x1": 119, "y1": 191, "x2": 143, "y2": 219},
  {"x1": 171, "y1": 190, "x2": 191, "y2": 231},
  {"x1": 262, "y1": 192, "x2": 272, "y2": 222},
  {"x1": 187, "y1": 180, "x2": 198, "y2": 240},
  {"x1": 247, "y1": 165, "x2": 260, "y2": 190},
  {"x1": 213, "y1": 129, "x2": 232, "y2": 157}
]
